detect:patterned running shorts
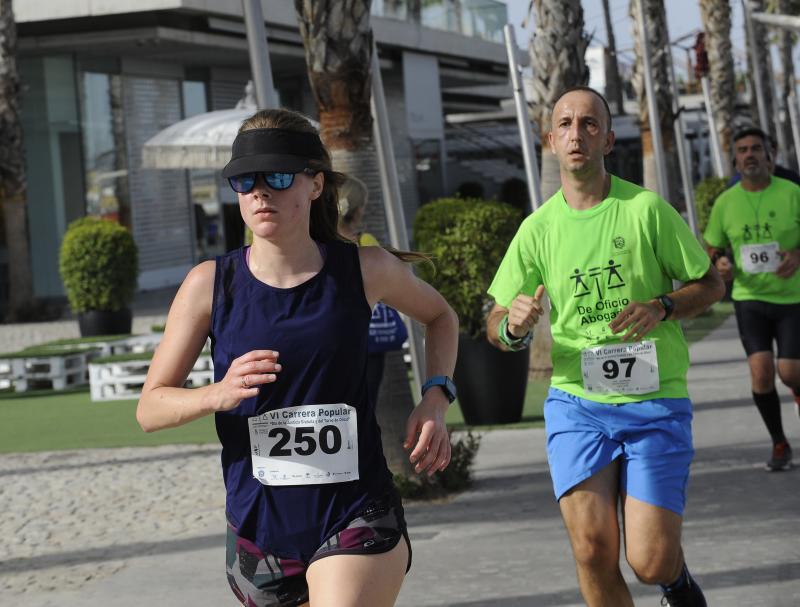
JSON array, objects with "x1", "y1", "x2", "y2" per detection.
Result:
[{"x1": 226, "y1": 492, "x2": 411, "y2": 607}]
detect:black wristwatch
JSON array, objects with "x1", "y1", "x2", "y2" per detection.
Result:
[
  {"x1": 657, "y1": 294, "x2": 674, "y2": 320},
  {"x1": 421, "y1": 375, "x2": 457, "y2": 404}
]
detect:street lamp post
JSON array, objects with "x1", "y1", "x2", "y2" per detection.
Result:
[
  {"x1": 370, "y1": 41, "x2": 424, "y2": 396},
  {"x1": 701, "y1": 77, "x2": 726, "y2": 179},
  {"x1": 503, "y1": 24, "x2": 542, "y2": 213},
  {"x1": 242, "y1": 0, "x2": 278, "y2": 109}
]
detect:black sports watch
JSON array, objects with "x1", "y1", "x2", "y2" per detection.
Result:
[
  {"x1": 421, "y1": 375, "x2": 457, "y2": 404},
  {"x1": 656, "y1": 294, "x2": 674, "y2": 320}
]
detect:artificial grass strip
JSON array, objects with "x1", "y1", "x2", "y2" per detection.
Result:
[{"x1": 0, "y1": 389, "x2": 217, "y2": 453}]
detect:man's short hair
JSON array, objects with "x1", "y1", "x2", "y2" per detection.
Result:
[
  {"x1": 552, "y1": 86, "x2": 613, "y2": 132},
  {"x1": 733, "y1": 126, "x2": 769, "y2": 145}
]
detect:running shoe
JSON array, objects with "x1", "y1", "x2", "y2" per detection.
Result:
[
  {"x1": 766, "y1": 441, "x2": 792, "y2": 471},
  {"x1": 660, "y1": 570, "x2": 707, "y2": 606}
]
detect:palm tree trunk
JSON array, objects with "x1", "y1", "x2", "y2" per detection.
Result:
[
  {"x1": 527, "y1": 0, "x2": 590, "y2": 160},
  {"x1": 699, "y1": 0, "x2": 736, "y2": 175},
  {"x1": 295, "y1": 0, "x2": 415, "y2": 476},
  {"x1": 630, "y1": 0, "x2": 681, "y2": 207},
  {"x1": 601, "y1": 0, "x2": 626, "y2": 115},
  {"x1": 110, "y1": 74, "x2": 132, "y2": 228},
  {"x1": 408, "y1": 0, "x2": 422, "y2": 23},
  {"x1": 526, "y1": 0, "x2": 590, "y2": 379},
  {"x1": 0, "y1": 0, "x2": 33, "y2": 320}
]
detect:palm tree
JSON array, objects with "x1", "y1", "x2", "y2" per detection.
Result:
[
  {"x1": 525, "y1": 0, "x2": 589, "y2": 378},
  {"x1": 295, "y1": 0, "x2": 415, "y2": 476},
  {"x1": 526, "y1": 0, "x2": 590, "y2": 201},
  {"x1": 601, "y1": 0, "x2": 626, "y2": 116},
  {"x1": 109, "y1": 75, "x2": 132, "y2": 228},
  {"x1": 0, "y1": 0, "x2": 33, "y2": 320},
  {"x1": 699, "y1": 0, "x2": 737, "y2": 174},
  {"x1": 630, "y1": 0, "x2": 681, "y2": 205}
]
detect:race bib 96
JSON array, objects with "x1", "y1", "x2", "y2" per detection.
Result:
[{"x1": 740, "y1": 242, "x2": 780, "y2": 274}]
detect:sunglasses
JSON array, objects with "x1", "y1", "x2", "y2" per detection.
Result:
[{"x1": 228, "y1": 170, "x2": 314, "y2": 194}]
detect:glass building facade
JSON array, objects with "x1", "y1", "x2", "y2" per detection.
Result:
[{"x1": 372, "y1": 0, "x2": 507, "y2": 43}]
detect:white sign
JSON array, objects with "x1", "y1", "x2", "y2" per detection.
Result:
[
  {"x1": 581, "y1": 340, "x2": 660, "y2": 395},
  {"x1": 248, "y1": 404, "x2": 359, "y2": 486}
]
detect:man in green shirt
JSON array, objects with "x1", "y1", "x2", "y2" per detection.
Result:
[
  {"x1": 486, "y1": 87, "x2": 724, "y2": 607},
  {"x1": 704, "y1": 126, "x2": 800, "y2": 472}
]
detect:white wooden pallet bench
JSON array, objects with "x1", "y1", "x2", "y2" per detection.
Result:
[
  {"x1": 89, "y1": 353, "x2": 213, "y2": 401},
  {"x1": 0, "y1": 334, "x2": 166, "y2": 394},
  {"x1": 4, "y1": 350, "x2": 94, "y2": 392},
  {"x1": 0, "y1": 358, "x2": 14, "y2": 390}
]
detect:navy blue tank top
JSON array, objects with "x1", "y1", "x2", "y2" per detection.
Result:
[{"x1": 211, "y1": 240, "x2": 394, "y2": 561}]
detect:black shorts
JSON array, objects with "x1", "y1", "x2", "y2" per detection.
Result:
[
  {"x1": 225, "y1": 491, "x2": 411, "y2": 607},
  {"x1": 733, "y1": 300, "x2": 800, "y2": 359}
]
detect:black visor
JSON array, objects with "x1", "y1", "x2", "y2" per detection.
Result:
[{"x1": 221, "y1": 128, "x2": 326, "y2": 178}]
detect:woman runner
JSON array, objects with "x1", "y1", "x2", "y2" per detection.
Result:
[{"x1": 136, "y1": 108, "x2": 459, "y2": 607}]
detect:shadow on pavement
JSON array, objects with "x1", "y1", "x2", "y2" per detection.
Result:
[
  {"x1": 0, "y1": 446, "x2": 221, "y2": 478},
  {"x1": 446, "y1": 560, "x2": 800, "y2": 607},
  {"x1": 0, "y1": 533, "x2": 223, "y2": 574}
]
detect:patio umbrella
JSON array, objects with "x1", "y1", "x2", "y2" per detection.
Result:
[
  {"x1": 141, "y1": 96, "x2": 257, "y2": 170},
  {"x1": 142, "y1": 0, "x2": 278, "y2": 170}
]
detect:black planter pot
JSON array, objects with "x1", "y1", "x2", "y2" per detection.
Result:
[
  {"x1": 78, "y1": 308, "x2": 133, "y2": 337},
  {"x1": 454, "y1": 333, "x2": 529, "y2": 425}
]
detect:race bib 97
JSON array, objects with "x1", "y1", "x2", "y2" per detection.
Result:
[
  {"x1": 581, "y1": 340, "x2": 659, "y2": 395},
  {"x1": 740, "y1": 242, "x2": 780, "y2": 274},
  {"x1": 248, "y1": 404, "x2": 359, "y2": 486}
]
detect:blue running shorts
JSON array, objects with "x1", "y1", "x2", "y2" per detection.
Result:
[{"x1": 544, "y1": 387, "x2": 695, "y2": 515}]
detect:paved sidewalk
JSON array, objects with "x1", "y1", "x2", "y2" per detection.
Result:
[
  {"x1": 2, "y1": 315, "x2": 799, "y2": 606},
  {"x1": 0, "y1": 286, "x2": 175, "y2": 352}
]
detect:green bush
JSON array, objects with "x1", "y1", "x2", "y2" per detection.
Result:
[
  {"x1": 394, "y1": 431, "x2": 481, "y2": 499},
  {"x1": 694, "y1": 176, "x2": 728, "y2": 235},
  {"x1": 414, "y1": 197, "x2": 524, "y2": 338},
  {"x1": 59, "y1": 217, "x2": 139, "y2": 313}
]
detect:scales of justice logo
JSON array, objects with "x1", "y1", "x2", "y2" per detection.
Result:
[
  {"x1": 742, "y1": 222, "x2": 773, "y2": 241},
  {"x1": 570, "y1": 240, "x2": 630, "y2": 337},
  {"x1": 571, "y1": 259, "x2": 626, "y2": 300}
]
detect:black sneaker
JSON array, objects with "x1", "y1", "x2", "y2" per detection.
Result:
[
  {"x1": 766, "y1": 441, "x2": 792, "y2": 471},
  {"x1": 660, "y1": 568, "x2": 707, "y2": 607}
]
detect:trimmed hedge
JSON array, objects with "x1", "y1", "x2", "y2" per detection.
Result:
[
  {"x1": 59, "y1": 217, "x2": 139, "y2": 313},
  {"x1": 694, "y1": 176, "x2": 728, "y2": 235},
  {"x1": 414, "y1": 197, "x2": 524, "y2": 338}
]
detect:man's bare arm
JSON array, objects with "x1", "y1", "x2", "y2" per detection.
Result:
[
  {"x1": 609, "y1": 265, "x2": 725, "y2": 342},
  {"x1": 665, "y1": 265, "x2": 726, "y2": 321},
  {"x1": 486, "y1": 303, "x2": 511, "y2": 351}
]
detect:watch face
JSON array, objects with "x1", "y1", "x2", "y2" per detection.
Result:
[
  {"x1": 445, "y1": 377, "x2": 457, "y2": 400},
  {"x1": 659, "y1": 295, "x2": 674, "y2": 318}
]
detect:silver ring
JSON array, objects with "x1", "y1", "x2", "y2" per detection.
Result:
[{"x1": 241, "y1": 376, "x2": 249, "y2": 389}]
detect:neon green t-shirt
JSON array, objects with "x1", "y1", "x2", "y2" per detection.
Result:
[
  {"x1": 703, "y1": 177, "x2": 800, "y2": 304},
  {"x1": 488, "y1": 175, "x2": 710, "y2": 404}
]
